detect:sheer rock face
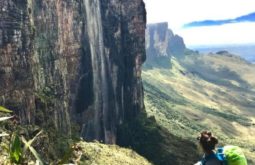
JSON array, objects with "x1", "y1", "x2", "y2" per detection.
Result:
[
  {"x1": 0, "y1": 0, "x2": 146, "y2": 144},
  {"x1": 146, "y1": 22, "x2": 186, "y2": 59}
]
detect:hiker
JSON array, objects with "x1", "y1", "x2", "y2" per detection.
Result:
[
  {"x1": 194, "y1": 131, "x2": 222, "y2": 165},
  {"x1": 194, "y1": 131, "x2": 248, "y2": 165}
]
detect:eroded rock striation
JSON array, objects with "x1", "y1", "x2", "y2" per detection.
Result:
[{"x1": 0, "y1": 0, "x2": 146, "y2": 144}]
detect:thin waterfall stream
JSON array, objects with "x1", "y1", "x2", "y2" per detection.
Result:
[{"x1": 84, "y1": 0, "x2": 110, "y2": 142}]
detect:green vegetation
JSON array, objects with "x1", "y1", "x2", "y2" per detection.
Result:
[
  {"x1": 0, "y1": 105, "x2": 152, "y2": 164},
  {"x1": 0, "y1": 106, "x2": 44, "y2": 164},
  {"x1": 0, "y1": 106, "x2": 13, "y2": 113},
  {"x1": 1, "y1": 51, "x2": 254, "y2": 164},
  {"x1": 35, "y1": 86, "x2": 56, "y2": 106},
  {"x1": 142, "y1": 54, "x2": 255, "y2": 164},
  {"x1": 143, "y1": 56, "x2": 172, "y2": 70},
  {"x1": 9, "y1": 134, "x2": 23, "y2": 164},
  {"x1": 117, "y1": 113, "x2": 200, "y2": 165},
  {"x1": 68, "y1": 141, "x2": 152, "y2": 165}
]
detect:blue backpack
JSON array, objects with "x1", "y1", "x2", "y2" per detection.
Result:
[
  {"x1": 201, "y1": 150, "x2": 226, "y2": 165},
  {"x1": 201, "y1": 146, "x2": 248, "y2": 165}
]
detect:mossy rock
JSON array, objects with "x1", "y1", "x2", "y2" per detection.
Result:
[{"x1": 72, "y1": 141, "x2": 152, "y2": 165}]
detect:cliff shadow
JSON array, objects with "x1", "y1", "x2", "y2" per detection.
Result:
[{"x1": 117, "y1": 112, "x2": 200, "y2": 165}]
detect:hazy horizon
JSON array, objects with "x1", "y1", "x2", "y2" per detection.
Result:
[{"x1": 189, "y1": 44, "x2": 255, "y2": 63}]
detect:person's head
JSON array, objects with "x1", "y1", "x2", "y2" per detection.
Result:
[{"x1": 197, "y1": 131, "x2": 218, "y2": 153}]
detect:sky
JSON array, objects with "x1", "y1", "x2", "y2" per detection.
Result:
[{"x1": 144, "y1": 0, "x2": 255, "y2": 47}]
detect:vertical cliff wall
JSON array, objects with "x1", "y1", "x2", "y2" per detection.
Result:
[
  {"x1": 146, "y1": 22, "x2": 186, "y2": 59},
  {"x1": 0, "y1": 0, "x2": 146, "y2": 144}
]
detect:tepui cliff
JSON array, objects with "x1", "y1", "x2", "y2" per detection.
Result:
[
  {"x1": 146, "y1": 22, "x2": 186, "y2": 59},
  {"x1": 0, "y1": 0, "x2": 146, "y2": 144}
]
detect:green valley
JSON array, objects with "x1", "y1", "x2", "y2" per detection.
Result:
[{"x1": 142, "y1": 53, "x2": 255, "y2": 164}]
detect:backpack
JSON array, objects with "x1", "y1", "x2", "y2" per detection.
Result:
[{"x1": 201, "y1": 146, "x2": 248, "y2": 165}]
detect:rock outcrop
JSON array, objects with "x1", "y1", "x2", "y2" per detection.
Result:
[
  {"x1": 146, "y1": 22, "x2": 186, "y2": 59},
  {"x1": 0, "y1": 0, "x2": 146, "y2": 144}
]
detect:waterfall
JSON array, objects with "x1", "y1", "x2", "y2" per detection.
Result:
[{"x1": 84, "y1": 0, "x2": 111, "y2": 143}]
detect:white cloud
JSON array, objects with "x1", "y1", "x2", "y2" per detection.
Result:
[
  {"x1": 144, "y1": 0, "x2": 255, "y2": 46},
  {"x1": 176, "y1": 22, "x2": 255, "y2": 46},
  {"x1": 144, "y1": 0, "x2": 255, "y2": 30}
]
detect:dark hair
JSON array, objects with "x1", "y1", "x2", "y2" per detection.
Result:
[{"x1": 197, "y1": 131, "x2": 218, "y2": 152}]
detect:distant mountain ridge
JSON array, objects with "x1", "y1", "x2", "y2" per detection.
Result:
[
  {"x1": 145, "y1": 22, "x2": 187, "y2": 68},
  {"x1": 146, "y1": 23, "x2": 255, "y2": 65},
  {"x1": 184, "y1": 12, "x2": 255, "y2": 28},
  {"x1": 146, "y1": 22, "x2": 186, "y2": 58},
  {"x1": 191, "y1": 44, "x2": 255, "y2": 63}
]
